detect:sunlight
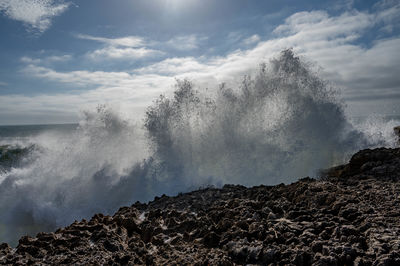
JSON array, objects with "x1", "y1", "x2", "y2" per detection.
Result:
[{"x1": 161, "y1": 0, "x2": 198, "y2": 12}]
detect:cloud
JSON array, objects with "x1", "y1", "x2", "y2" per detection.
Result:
[
  {"x1": 242, "y1": 34, "x2": 261, "y2": 46},
  {"x1": 269, "y1": 9, "x2": 400, "y2": 100},
  {"x1": 45, "y1": 54, "x2": 72, "y2": 62},
  {"x1": 165, "y1": 35, "x2": 205, "y2": 51},
  {"x1": 273, "y1": 10, "x2": 373, "y2": 38},
  {"x1": 227, "y1": 31, "x2": 244, "y2": 42},
  {"x1": 20, "y1": 56, "x2": 41, "y2": 64},
  {"x1": 331, "y1": 0, "x2": 355, "y2": 11},
  {"x1": 20, "y1": 54, "x2": 71, "y2": 64},
  {"x1": 374, "y1": 0, "x2": 400, "y2": 32},
  {"x1": 0, "y1": 0, "x2": 71, "y2": 33},
  {"x1": 75, "y1": 34, "x2": 145, "y2": 48},
  {"x1": 22, "y1": 64, "x2": 136, "y2": 87},
  {"x1": 76, "y1": 34, "x2": 163, "y2": 60},
  {"x1": 21, "y1": 64, "x2": 175, "y2": 97},
  {"x1": 86, "y1": 46, "x2": 163, "y2": 60},
  {"x1": 136, "y1": 6, "x2": 400, "y2": 108},
  {"x1": 76, "y1": 33, "x2": 207, "y2": 60},
  {"x1": 2, "y1": 64, "x2": 176, "y2": 123},
  {"x1": 136, "y1": 57, "x2": 207, "y2": 75},
  {"x1": 6, "y1": 1, "x2": 400, "y2": 123}
]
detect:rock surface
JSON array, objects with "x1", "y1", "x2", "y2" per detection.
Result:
[{"x1": 1, "y1": 147, "x2": 400, "y2": 265}]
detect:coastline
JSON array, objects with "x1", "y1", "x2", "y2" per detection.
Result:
[{"x1": 1, "y1": 146, "x2": 399, "y2": 265}]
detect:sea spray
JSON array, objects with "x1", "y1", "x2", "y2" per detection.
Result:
[
  {"x1": 352, "y1": 114, "x2": 400, "y2": 147},
  {"x1": 144, "y1": 49, "x2": 366, "y2": 186},
  {"x1": 0, "y1": 106, "x2": 150, "y2": 245},
  {"x1": 0, "y1": 49, "x2": 398, "y2": 245}
]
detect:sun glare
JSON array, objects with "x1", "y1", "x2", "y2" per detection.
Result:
[{"x1": 162, "y1": 0, "x2": 198, "y2": 12}]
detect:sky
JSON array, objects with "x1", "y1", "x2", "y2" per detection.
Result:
[{"x1": 0, "y1": 0, "x2": 399, "y2": 125}]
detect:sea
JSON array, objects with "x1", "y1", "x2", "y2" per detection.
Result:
[{"x1": 0, "y1": 123, "x2": 78, "y2": 146}]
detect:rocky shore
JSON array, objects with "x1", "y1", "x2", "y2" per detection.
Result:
[{"x1": 1, "y1": 147, "x2": 400, "y2": 265}]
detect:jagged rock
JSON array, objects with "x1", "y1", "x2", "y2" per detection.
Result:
[{"x1": 0, "y1": 147, "x2": 399, "y2": 265}]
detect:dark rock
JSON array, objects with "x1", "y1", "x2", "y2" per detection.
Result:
[
  {"x1": 203, "y1": 232, "x2": 220, "y2": 248},
  {"x1": 1, "y1": 147, "x2": 399, "y2": 265}
]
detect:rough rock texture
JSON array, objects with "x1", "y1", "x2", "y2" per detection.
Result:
[{"x1": 1, "y1": 147, "x2": 400, "y2": 265}]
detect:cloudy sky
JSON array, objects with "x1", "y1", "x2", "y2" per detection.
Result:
[{"x1": 0, "y1": 0, "x2": 399, "y2": 125}]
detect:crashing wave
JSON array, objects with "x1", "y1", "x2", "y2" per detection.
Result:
[{"x1": 0, "y1": 49, "x2": 398, "y2": 245}]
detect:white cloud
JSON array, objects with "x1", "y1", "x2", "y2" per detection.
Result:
[
  {"x1": 76, "y1": 34, "x2": 163, "y2": 60},
  {"x1": 20, "y1": 56, "x2": 41, "y2": 64},
  {"x1": 20, "y1": 54, "x2": 71, "y2": 64},
  {"x1": 3, "y1": 63, "x2": 177, "y2": 123},
  {"x1": 21, "y1": 64, "x2": 175, "y2": 98},
  {"x1": 375, "y1": 0, "x2": 400, "y2": 32},
  {"x1": 23, "y1": 64, "x2": 136, "y2": 87},
  {"x1": 242, "y1": 34, "x2": 261, "y2": 46},
  {"x1": 136, "y1": 57, "x2": 207, "y2": 75},
  {"x1": 165, "y1": 35, "x2": 205, "y2": 51},
  {"x1": 76, "y1": 33, "x2": 206, "y2": 60},
  {"x1": 86, "y1": 46, "x2": 163, "y2": 60},
  {"x1": 46, "y1": 54, "x2": 72, "y2": 62},
  {"x1": 75, "y1": 34, "x2": 145, "y2": 48},
  {"x1": 269, "y1": 9, "x2": 400, "y2": 99},
  {"x1": 6, "y1": 2, "x2": 400, "y2": 123},
  {"x1": 136, "y1": 7, "x2": 400, "y2": 112},
  {"x1": 273, "y1": 10, "x2": 373, "y2": 39},
  {"x1": 0, "y1": 0, "x2": 70, "y2": 33}
]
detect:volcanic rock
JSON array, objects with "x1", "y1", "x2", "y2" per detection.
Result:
[{"x1": 1, "y1": 147, "x2": 400, "y2": 265}]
